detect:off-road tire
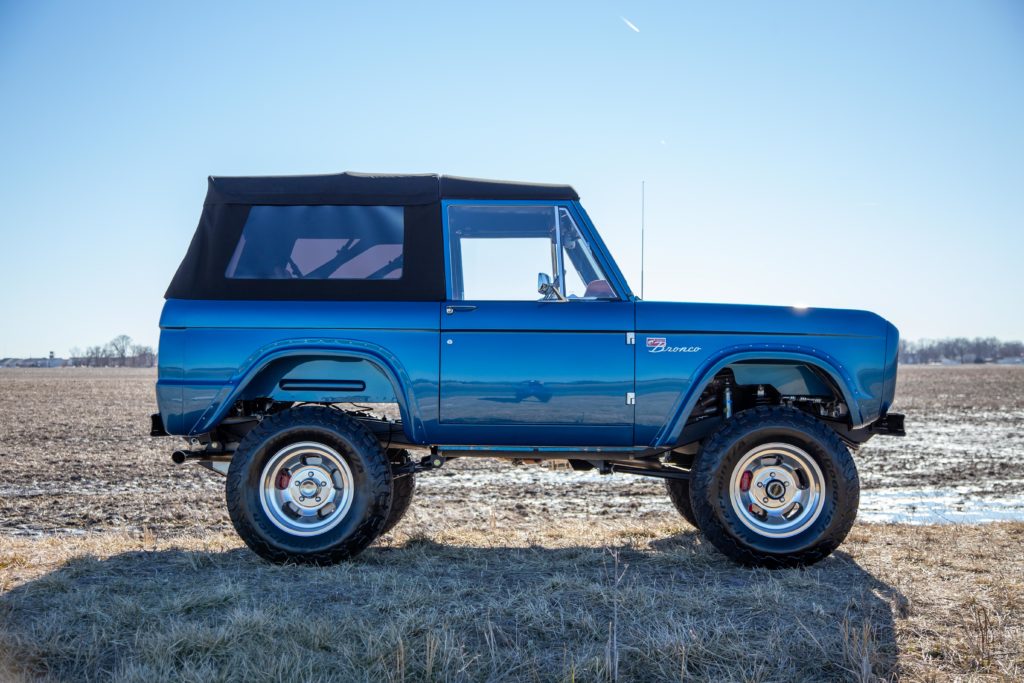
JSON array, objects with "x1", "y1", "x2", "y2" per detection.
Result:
[
  {"x1": 226, "y1": 406, "x2": 391, "y2": 565},
  {"x1": 665, "y1": 479, "x2": 700, "y2": 529},
  {"x1": 690, "y1": 406, "x2": 859, "y2": 568},
  {"x1": 382, "y1": 449, "x2": 416, "y2": 535}
]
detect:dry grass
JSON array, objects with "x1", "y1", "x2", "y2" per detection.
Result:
[{"x1": 1, "y1": 521, "x2": 1022, "y2": 682}]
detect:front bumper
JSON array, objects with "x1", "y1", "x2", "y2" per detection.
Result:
[{"x1": 868, "y1": 412, "x2": 906, "y2": 437}]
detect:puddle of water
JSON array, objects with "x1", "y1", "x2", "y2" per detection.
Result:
[
  {"x1": 858, "y1": 487, "x2": 1024, "y2": 524},
  {"x1": 428, "y1": 465, "x2": 1024, "y2": 524}
]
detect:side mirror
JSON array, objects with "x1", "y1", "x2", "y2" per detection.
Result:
[
  {"x1": 537, "y1": 272, "x2": 567, "y2": 302},
  {"x1": 537, "y1": 272, "x2": 553, "y2": 295}
]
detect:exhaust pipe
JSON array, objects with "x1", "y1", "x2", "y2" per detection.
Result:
[
  {"x1": 171, "y1": 449, "x2": 205, "y2": 464},
  {"x1": 172, "y1": 447, "x2": 233, "y2": 465}
]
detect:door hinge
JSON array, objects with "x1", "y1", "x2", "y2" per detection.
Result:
[
  {"x1": 626, "y1": 392, "x2": 636, "y2": 405},
  {"x1": 626, "y1": 332, "x2": 635, "y2": 345}
]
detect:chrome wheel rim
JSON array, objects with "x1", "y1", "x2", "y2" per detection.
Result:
[
  {"x1": 259, "y1": 441, "x2": 354, "y2": 537},
  {"x1": 729, "y1": 442, "x2": 825, "y2": 538}
]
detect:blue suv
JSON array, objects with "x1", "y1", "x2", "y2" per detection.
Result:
[{"x1": 153, "y1": 173, "x2": 904, "y2": 567}]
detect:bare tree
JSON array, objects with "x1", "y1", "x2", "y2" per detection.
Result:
[
  {"x1": 1002, "y1": 340, "x2": 1024, "y2": 359},
  {"x1": 897, "y1": 337, "x2": 1023, "y2": 364},
  {"x1": 949, "y1": 338, "x2": 970, "y2": 364},
  {"x1": 85, "y1": 345, "x2": 105, "y2": 367},
  {"x1": 129, "y1": 344, "x2": 156, "y2": 368},
  {"x1": 109, "y1": 335, "x2": 132, "y2": 367}
]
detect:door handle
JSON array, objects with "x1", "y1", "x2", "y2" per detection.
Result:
[{"x1": 445, "y1": 305, "x2": 477, "y2": 314}]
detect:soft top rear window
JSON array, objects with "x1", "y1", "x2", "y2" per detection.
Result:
[{"x1": 225, "y1": 205, "x2": 404, "y2": 281}]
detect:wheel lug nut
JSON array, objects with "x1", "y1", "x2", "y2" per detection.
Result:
[
  {"x1": 315, "y1": 497, "x2": 321, "y2": 503},
  {"x1": 763, "y1": 497, "x2": 769, "y2": 503},
  {"x1": 757, "y1": 482, "x2": 763, "y2": 488}
]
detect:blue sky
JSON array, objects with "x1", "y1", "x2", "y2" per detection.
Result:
[{"x1": 1, "y1": 1, "x2": 1021, "y2": 357}]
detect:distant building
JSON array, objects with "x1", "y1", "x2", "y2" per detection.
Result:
[{"x1": 0, "y1": 357, "x2": 69, "y2": 368}]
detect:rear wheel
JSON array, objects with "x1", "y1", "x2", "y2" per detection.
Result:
[
  {"x1": 226, "y1": 406, "x2": 391, "y2": 564},
  {"x1": 665, "y1": 479, "x2": 699, "y2": 529},
  {"x1": 689, "y1": 406, "x2": 859, "y2": 568},
  {"x1": 381, "y1": 449, "x2": 416, "y2": 535}
]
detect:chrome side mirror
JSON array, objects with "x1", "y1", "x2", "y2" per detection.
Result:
[
  {"x1": 537, "y1": 272, "x2": 567, "y2": 302},
  {"x1": 537, "y1": 272, "x2": 552, "y2": 295}
]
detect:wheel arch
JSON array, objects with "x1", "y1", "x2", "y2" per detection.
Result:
[
  {"x1": 189, "y1": 338, "x2": 426, "y2": 441},
  {"x1": 655, "y1": 346, "x2": 863, "y2": 447}
]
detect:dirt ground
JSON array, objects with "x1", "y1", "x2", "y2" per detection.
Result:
[
  {"x1": 0, "y1": 365, "x2": 1022, "y2": 534},
  {"x1": 857, "y1": 365, "x2": 1024, "y2": 494}
]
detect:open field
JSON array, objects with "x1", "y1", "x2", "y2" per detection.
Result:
[
  {"x1": 1, "y1": 365, "x2": 1023, "y2": 534},
  {"x1": 1, "y1": 366, "x2": 1023, "y2": 680}
]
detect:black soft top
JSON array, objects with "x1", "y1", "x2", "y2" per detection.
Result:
[
  {"x1": 204, "y1": 172, "x2": 579, "y2": 206},
  {"x1": 166, "y1": 173, "x2": 578, "y2": 301}
]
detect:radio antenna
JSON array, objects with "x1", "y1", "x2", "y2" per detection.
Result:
[{"x1": 640, "y1": 180, "x2": 645, "y2": 300}]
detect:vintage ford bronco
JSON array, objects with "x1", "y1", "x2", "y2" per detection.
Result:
[{"x1": 154, "y1": 173, "x2": 904, "y2": 567}]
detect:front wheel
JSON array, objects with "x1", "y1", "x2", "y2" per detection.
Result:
[
  {"x1": 689, "y1": 406, "x2": 859, "y2": 568},
  {"x1": 226, "y1": 406, "x2": 392, "y2": 565}
]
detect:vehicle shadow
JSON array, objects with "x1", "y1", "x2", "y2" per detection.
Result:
[{"x1": 0, "y1": 530, "x2": 904, "y2": 682}]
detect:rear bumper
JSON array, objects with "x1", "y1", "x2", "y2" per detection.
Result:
[{"x1": 150, "y1": 413, "x2": 169, "y2": 437}]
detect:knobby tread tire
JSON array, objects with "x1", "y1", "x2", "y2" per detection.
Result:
[
  {"x1": 381, "y1": 449, "x2": 416, "y2": 535},
  {"x1": 689, "y1": 406, "x2": 859, "y2": 568},
  {"x1": 665, "y1": 479, "x2": 699, "y2": 529},
  {"x1": 226, "y1": 406, "x2": 392, "y2": 565}
]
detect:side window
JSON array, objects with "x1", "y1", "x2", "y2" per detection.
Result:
[
  {"x1": 447, "y1": 204, "x2": 614, "y2": 301},
  {"x1": 225, "y1": 205, "x2": 404, "y2": 280}
]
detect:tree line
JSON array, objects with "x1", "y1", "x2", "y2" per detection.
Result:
[
  {"x1": 899, "y1": 337, "x2": 1023, "y2": 365},
  {"x1": 68, "y1": 335, "x2": 156, "y2": 367}
]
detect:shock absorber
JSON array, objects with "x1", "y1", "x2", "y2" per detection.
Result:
[{"x1": 722, "y1": 375, "x2": 733, "y2": 419}]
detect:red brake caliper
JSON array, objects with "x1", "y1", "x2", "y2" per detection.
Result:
[
  {"x1": 740, "y1": 471, "x2": 759, "y2": 515},
  {"x1": 276, "y1": 471, "x2": 292, "y2": 490}
]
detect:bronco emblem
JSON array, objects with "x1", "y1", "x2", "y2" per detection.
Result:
[{"x1": 647, "y1": 337, "x2": 701, "y2": 353}]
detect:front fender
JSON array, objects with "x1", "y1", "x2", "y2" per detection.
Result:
[
  {"x1": 187, "y1": 338, "x2": 425, "y2": 441},
  {"x1": 653, "y1": 344, "x2": 867, "y2": 447}
]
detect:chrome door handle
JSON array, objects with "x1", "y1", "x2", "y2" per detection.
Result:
[{"x1": 445, "y1": 305, "x2": 477, "y2": 314}]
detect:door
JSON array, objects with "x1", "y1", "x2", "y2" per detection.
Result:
[{"x1": 436, "y1": 202, "x2": 635, "y2": 447}]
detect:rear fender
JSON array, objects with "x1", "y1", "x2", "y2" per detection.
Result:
[
  {"x1": 188, "y1": 338, "x2": 424, "y2": 441},
  {"x1": 654, "y1": 345, "x2": 862, "y2": 447},
  {"x1": 240, "y1": 357, "x2": 397, "y2": 404}
]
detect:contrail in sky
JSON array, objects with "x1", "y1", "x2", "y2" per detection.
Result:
[{"x1": 621, "y1": 16, "x2": 640, "y2": 33}]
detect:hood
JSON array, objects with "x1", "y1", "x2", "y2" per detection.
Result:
[{"x1": 636, "y1": 301, "x2": 890, "y2": 339}]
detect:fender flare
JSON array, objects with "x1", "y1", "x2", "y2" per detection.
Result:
[
  {"x1": 653, "y1": 343, "x2": 863, "y2": 447},
  {"x1": 188, "y1": 337, "x2": 425, "y2": 440}
]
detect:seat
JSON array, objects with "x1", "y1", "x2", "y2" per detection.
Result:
[{"x1": 583, "y1": 279, "x2": 615, "y2": 298}]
